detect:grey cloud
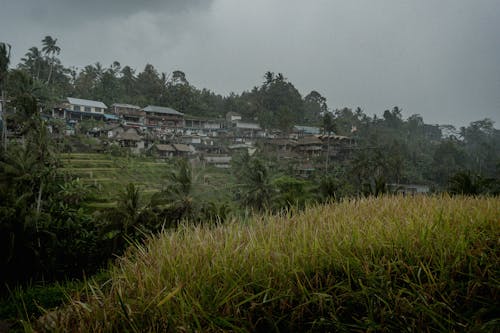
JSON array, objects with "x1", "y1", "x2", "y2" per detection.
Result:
[{"x1": 1, "y1": 0, "x2": 499, "y2": 127}]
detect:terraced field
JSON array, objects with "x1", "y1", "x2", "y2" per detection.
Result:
[
  {"x1": 59, "y1": 153, "x2": 172, "y2": 207},
  {"x1": 59, "y1": 153, "x2": 233, "y2": 208}
]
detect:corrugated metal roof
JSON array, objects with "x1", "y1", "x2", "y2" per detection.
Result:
[
  {"x1": 143, "y1": 105, "x2": 184, "y2": 116},
  {"x1": 103, "y1": 114, "x2": 120, "y2": 120},
  {"x1": 235, "y1": 121, "x2": 261, "y2": 130},
  {"x1": 293, "y1": 125, "x2": 321, "y2": 134},
  {"x1": 67, "y1": 97, "x2": 107, "y2": 109},
  {"x1": 112, "y1": 103, "x2": 141, "y2": 109}
]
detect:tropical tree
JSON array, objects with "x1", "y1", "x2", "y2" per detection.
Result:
[
  {"x1": 0, "y1": 42, "x2": 11, "y2": 151},
  {"x1": 236, "y1": 156, "x2": 275, "y2": 211},
  {"x1": 41, "y1": 35, "x2": 61, "y2": 84},
  {"x1": 20, "y1": 46, "x2": 44, "y2": 80}
]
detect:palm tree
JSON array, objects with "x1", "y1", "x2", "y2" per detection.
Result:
[
  {"x1": 20, "y1": 47, "x2": 43, "y2": 80},
  {"x1": 41, "y1": 36, "x2": 61, "y2": 85},
  {"x1": 0, "y1": 42, "x2": 10, "y2": 151},
  {"x1": 152, "y1": 158, "x2": 197, "y2": 221},
  {"x1": 238, "y1": 157, "x2": 274, "y2": 211}
]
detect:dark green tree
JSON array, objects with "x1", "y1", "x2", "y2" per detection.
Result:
[{"x1": 41, "y1": 36, "x2": 61, "y2": 85}]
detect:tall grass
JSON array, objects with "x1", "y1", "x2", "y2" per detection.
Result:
[{"x1": 42, "y1": 195, "x2": 499, "y2": 332}]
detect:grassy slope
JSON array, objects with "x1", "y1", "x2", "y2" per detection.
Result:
[
  {"x1": 59, "y1": 153, "x2": 233, "y2": 208},
  {"x1": 43, "y1": 196, "x2": 499, "y2": 332}
]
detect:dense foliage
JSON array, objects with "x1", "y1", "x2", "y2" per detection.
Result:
[{"x1": 0, "y1": 37, "x2": 499, "y2": 329}]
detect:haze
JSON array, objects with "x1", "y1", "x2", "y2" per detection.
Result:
[{"x1": 2, "y1": 0, "x2": 499, "y2": 127}]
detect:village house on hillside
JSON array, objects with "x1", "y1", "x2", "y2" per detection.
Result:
[
  {"x1": 295, "y1": 135, "x2": 323, "y2": 158},
  {"x1": 111, "y1": 103, "x2": 144, "y2": 128},
  {"x1": 151, "y1": 143, "x2": 193, "y2": 158},
  {"x1": 184, "y1": 115, "x2": 225, "y2": 135},
  {"x1": 115, "y1": 127, "x2": 145, "y2": 154},
  {"x1": 53, "y1": 97, "x2": 109, "y2": 122},
  {"x1": 143, "y1": 105, "x2": 184, "y2": 130}
]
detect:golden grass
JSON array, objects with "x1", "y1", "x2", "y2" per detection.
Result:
[{"x1": 42, "y1": 195, "x2": 500, "y2": 332}]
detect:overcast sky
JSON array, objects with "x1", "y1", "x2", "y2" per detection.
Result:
[{"x1": 1, "y1": 0, "x2": 499, "y2": 127}]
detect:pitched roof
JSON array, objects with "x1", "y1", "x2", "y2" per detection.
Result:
[
  {"x1": 116, "y1": 128, "x2": 142, "y2": 141},
  {"x1": 112, "y1": 103, "x2": 141, "y2": 109},
  {"x1": 297, "y1": 136, "x2": 322, "y2": 145},
  {"x1": 143, "y1": 105, "x2": 184, "y2": 116},
  {"x1": 172, "y1": 143, "x2": 192, "y2": 152},
  {"x1": 293, "y1": 125, "x2": 321, "y2": 134},
  {"x1": 235, "y1": 121, "x2": 261, "y2": 130},
  {"x1": 155, "y1": 144, "x2": 176, "y2": 152},
  {"x1": 67, "y1": 97, "x2": 107, "y2": 109}
]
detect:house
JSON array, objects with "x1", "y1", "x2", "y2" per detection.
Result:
[
  {"x1": 53, "y1": 97, "x2": 108, "y2": 122},
  {"x1": 65, "y1": 97, "x2": 107, "y2": 114},
  {"x1": 320, "y1": 135, "x2": 356, "y2": 160},
  {"x1": 115, "y1": 127, "x2": 144, "y2": 154},
  {"x1": 111, "y1": 103, "x2": 144, "y2": 127},
  {"x1": 295, "y1": 136, "x2": 323, "y2": 157},
  {"x1": 143, "y1": 105, "x2": 184, "y2": 129},
  {"x1": 152, "y1": 144, "x2": 177, "y2": 158},
  {"x1": 202, "y1": 154, "x2": 232, "y2": 168},
  {"x1": 184, "y1": 115, "x2": 225, "y2": 133},
  {"x1": 105, "y1": 124, "x2": 126, "y2": 139},
  {"x1": 295, "y1": 163, "x2": 316, "y2": 178},
  {"x1": 152, "y1": 143, "x2": 194, "y2": 158},
  {"x1": 233, "y1": 121, "x2": 263, "y2": 137},
  {"x1": 228, "y1": 143, "x2": 257, "y2": 156},
  {"x1": 292, "y1": 125, "x2": 321, "y2": 138},
  {"x1": 172, "y1": 143, "x2": 194, "y2": 157},
  {"x1": 388, "y1": 184, "x2": 430, "y2": 195},
  {"x1": 181, "y1": 134, "x2": 202, "y2": 145},
  {"x1": 226, "y1": 112, "x2": 242, "y2": 123}
]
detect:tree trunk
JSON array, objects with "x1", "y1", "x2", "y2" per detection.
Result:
[
  {"x1": 1, "y1": 89, "x2": 6, "y2": 151},
  {"x1": 36, "y1": 181, "x2": 44, "y2": 248},
  {"x1": 46, "y1": 57, "x2": 54, "y2": 85}
]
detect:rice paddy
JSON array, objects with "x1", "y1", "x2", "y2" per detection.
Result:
[{"x1": 40, "y1": 195, "x2": 500, "y2": 332}]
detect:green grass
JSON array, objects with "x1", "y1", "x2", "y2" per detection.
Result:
[
  {"x1": 39, "y1": 195, "x2": 500, "y2": 332},
  {"x1": 59, "y1": 153, "x2": 235, "y2": 209}
]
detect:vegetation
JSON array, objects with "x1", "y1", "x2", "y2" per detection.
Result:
[
  {"x1": 39, "y1": 196, "x2": 499, "y2": 332},
  {"x1": 0, "y1": 37, "x2": 499, "y2": 330}
]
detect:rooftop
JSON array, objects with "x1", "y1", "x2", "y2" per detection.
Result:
[
  {"x1": 143, "y1": 105, "x2": 184, "y2": 116},
  {"x1": 67, "y1": 97, "x2": 107, "y2": 109},
  {"x1": 112, "y1": 103, "x2": 141, "y2": 109}
]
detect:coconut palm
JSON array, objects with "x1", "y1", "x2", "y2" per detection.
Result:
[
  {"x1": 237, "y1": 157, "x2": 275, "y2": 211},
  {"x1": 41, "y1": 35, "x2": 61, "y2": 84},
  {"x1": 20, "y1": 47, "x2": 44, "y2": 80},
  {"x1": 151, "y1": 158, "x2": 197, "y2": 221}
]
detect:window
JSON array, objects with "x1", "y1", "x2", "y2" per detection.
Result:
[
  {"x1": 84, "y1": 106, "x2": 91, "y2": 112},
  {"x1": 74, "y1": 105, "x2": 81, "y2": 111},
  {"x1": 95, "y1": 107, "x2": 101, "y2": 113}
]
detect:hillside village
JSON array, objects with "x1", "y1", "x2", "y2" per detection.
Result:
[{"x1": 46, "y1": 97, "x2": 356, "y2": 175}]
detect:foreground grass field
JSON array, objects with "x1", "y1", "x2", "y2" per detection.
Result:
[{"x1": 41, "y1": 196, "x2": 499, "y2": 332}]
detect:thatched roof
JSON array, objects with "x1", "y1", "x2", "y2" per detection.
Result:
[
  {"x1": 155, "y1": 144, "x2": 176, "y2": 152},
  {"x1": 116, "y1": 128, "x2": 142, "y2": 141}
]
